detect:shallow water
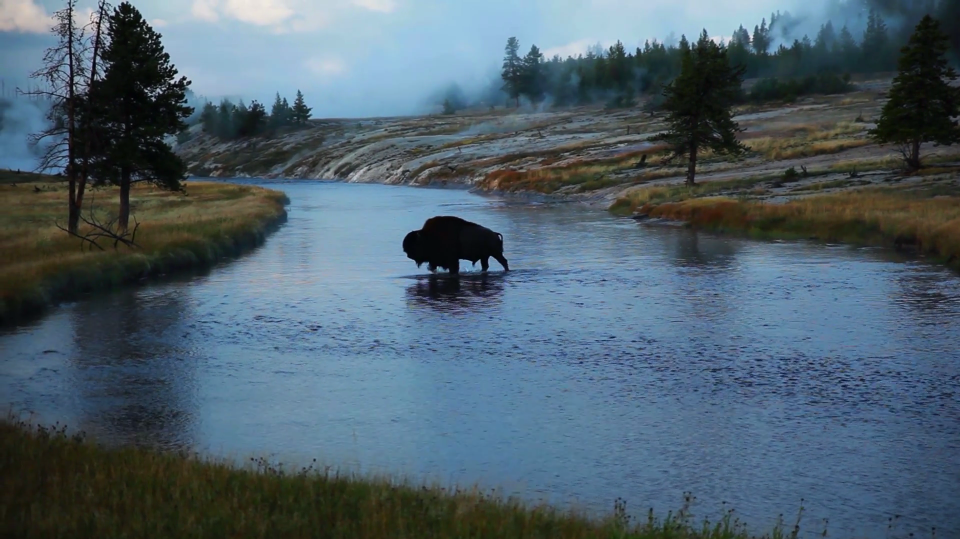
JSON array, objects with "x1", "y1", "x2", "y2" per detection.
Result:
[{"x1": 2, "y1": 180, "x2": 959, "y2": 538}]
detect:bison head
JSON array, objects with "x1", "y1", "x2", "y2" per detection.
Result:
[{"x1": 402, "y1": 230, "x2": 425, "y2": 267}]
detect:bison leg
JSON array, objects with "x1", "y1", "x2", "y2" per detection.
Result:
[
  {"x1": 493, "y1": 254, "x2": 509, "y2": 271},
  {"x1": 447, "y1": 258, "x2": 460, "y2": 275},
  {"x1": 480, "y1": 256, "x2": 489, "y2": 272}
]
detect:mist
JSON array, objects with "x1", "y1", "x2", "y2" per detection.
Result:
[
  {"x1": 0, "y1": 95, "x2": 55, "y2": 173},
  {"x1": 0, "y1": 0, "x2": 955, "y2": 131}
]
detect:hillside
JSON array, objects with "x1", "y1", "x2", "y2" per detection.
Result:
[{"x1": 173, "y1": 76, "x2": 960, "y2": 208}]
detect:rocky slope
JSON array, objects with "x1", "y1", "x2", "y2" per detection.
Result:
[{"x1": 173, "y1": 76, "x2": 960, "y2": 209}]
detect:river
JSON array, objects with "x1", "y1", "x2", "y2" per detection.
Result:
[{"x1": 2, "y1": 179, "x2": 959, "y2": 538}]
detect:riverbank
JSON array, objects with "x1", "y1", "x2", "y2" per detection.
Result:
[
  {"x1": 0, "y1": 169, "x2": 289, "y2": 327},
  {"x1": 610, "y1": 169, "x2": 960, "y2": 270},
  {"x1": 1, "y1": 415, "x2": 819, "y2": 539}
]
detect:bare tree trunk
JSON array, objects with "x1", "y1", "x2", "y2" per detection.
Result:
[
  {"x1": 910, "y1": 139, "x2": 921, "y2": 170},
  {"x1": 66, "y1": 2, "x2": 78, "y2": 234},
  {"x1": 119, "y1": 166, "x2": 131, "y2": 232},
  {"x1": 73, "y1": 1, "x2": 110, "y2": 233},
  {"x1": 686, "y1": 142, "x2": 698, "y2": 186}
]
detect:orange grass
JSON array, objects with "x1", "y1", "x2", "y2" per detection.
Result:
[
  {"x1": 0, "y1": 173, "x2": 289, "y2": 326},
  {"x1": 629, "y1": 188, "x2": 960, "y2": 268}
]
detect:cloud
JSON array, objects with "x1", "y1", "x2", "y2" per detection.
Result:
[
  {"x1": 187, "y1": 0, "x2": 394, "y2": 32},
  {"x1": 541, "y1": 38, "x2": 618, "y2": 59},
  {"x1": 151, "y1": 18, "x2": 169, "y2": 27},
  {"x1": 191, "y1": 0, "x2": 220, "y2": 22},
  {"x1": 0, "y1": 0, "x2": 52, "y2": 33},
  {"x1": 351, "y1": 0, "x2": 396, "y2": 13},
  {"x1": 223, "y1": 0, "x2": 294, "y2": 26},
  {"x1": 190, "y1": 0, "x2": 296, "y2": 27},
  {"x1": 304, "y1": 56, "x2": 347, "y2": 78}
]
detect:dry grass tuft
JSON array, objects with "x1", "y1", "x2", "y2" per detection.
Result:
[
  {"x1": 0, "y1": 415, "x2": 821, "y2": 539},
  {"x1": 744, "y1": 121, "x2": 871, "y2": 161},
  {"x1": 0, "y1": 173, "x2": 288, "y2": 326},
  {"x1": 620, "y1": 186, "x2": 960, "y2": 269}
]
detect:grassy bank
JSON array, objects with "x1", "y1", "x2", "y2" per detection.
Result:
[
  {"x1": 611, "y1": 177, "x2": 960, "y2": 270},
  {"x1": 0, "y1": 170, "x2": 289, "y2": 326},
  {"x1": 0, "y1": 416, "x2": 820, "y2": 539}
]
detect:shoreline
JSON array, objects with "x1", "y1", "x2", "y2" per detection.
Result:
[
  {"x1": 172, "y1": 78, "x2": 960, "y2": 272},
  {"x1": 0, "y1": 174, "x2": 290, "y2": 329},
  {"x1": 1, "y1": 414, "x2": 854, "y2": 539}
]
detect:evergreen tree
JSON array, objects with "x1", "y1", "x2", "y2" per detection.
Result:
[
  {"x1": 869, "y1": 15, "x2": 960, "y2": 170},
  {"x1": 216, "y1": 98, "x2": 234, "y2": 139},
  {"x1": 862, "y1": 8, "x2": 890, "y2": 72},
  {"x1": 240, "y1": 100, "x2": 267, "y2": 136},
  {"x1": 651, "y1": 30, "x2": 748, "y2": 185},
  {"x1": 521, "y1": 44, "x2": 545, "y2": 104},
  {"x1": 500, "y1": 37, "x2": 523, "y2": 107},
  {"x1": 836, "y1": 24, "x2": 860, "y2": 68},
  {"x1": 200, "y1": 101, "x2": 218, "y2": 133},
  {"x1": 90, "y1": 1, "x2": 192, "y2": 231},
  {"x1": 752, "y1": 18, "x2": 770, "y2": 56},
  {"x1": 936, "y1": 0, "x2": 960, "y2": 64},
  {"x1": 231, "y1": 99, "x2": 247, "y2": 136},
  {"x1": 291, "y1": 89, "x2": 312, "y2": 125},
  {"x1": 270, "y1": 92, "x2": 290, "y2": 128}
]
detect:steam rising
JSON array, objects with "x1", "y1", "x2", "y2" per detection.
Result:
[{"x1": 0, "y1": 96, "x2": 55, "y2": 173}]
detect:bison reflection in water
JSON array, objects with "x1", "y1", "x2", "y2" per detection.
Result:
[
  {"x1": 405, "y1": 273, "x2": 505, "y2": 314},
  {"x1": 402, "y1": 215, "x2": 509, "y2": 275}
]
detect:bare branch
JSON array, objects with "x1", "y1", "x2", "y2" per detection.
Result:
[{"x1": 54, "y1": 189, "x2": 142, "y2": 251}]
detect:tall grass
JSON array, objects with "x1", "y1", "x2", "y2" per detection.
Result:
[
  {"x1": 615, "y1": 184, "x2": 960, "y2": 269},
  {"x1": 0, "y1": 416, "x2": 820, "y2": 539},
  {"x1": 744, "y1": 121, "x2": 869, "y2": 161},
  {"x1": 0, "y1": 173, "x2": 289, "y2": 326}
]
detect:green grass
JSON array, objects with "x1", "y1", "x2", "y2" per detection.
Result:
[
  {"x1": 0, "y1": 171, "x2": 289, "y2": 326},
  {"x1": 0, "y1": 415, "x2": 826, "y2": 539}
]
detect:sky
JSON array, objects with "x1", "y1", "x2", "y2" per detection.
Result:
[{"x1": 1, "y1": 0, "x2": 850, "y2": 118}]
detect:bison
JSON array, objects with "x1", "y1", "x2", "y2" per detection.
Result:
[{"x1": 402, "y1": 215, "x2": 509, "y2": 275}]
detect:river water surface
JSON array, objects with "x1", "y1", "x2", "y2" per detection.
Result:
[{"x1": 2, "y1": 180, "x2": 959, "y2": 538}]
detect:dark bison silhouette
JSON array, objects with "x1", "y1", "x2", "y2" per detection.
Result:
[{"x1": 402, "y1": 215, "x2": 509, "y2": 275}]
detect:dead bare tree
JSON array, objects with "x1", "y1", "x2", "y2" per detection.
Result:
[
  {"x1": 19, "y1": 0, "x2": 88, "y2": 234},
  {"x1": 54, "y1": 189, "x2": 140, "y2": 252},
  {"x1": 74, "y1": 0, "x2": 113, "y2": 233}
]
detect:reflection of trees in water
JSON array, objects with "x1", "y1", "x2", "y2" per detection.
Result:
[
  {"x1": 893, "y1": 266, "x2": 960, "y2": 321},
  {"x1": 663, "y1": 229, "x2": 743, "y2": 326},
  {"x1": 68, "y1": 287, "x2": 198, "y2": 451},
  {"x1": 404, "y1": 273, "x2": 505, "y2": 315},
  {"x1": 669, "y1": 229, "x2": 740, "y2": 270}
]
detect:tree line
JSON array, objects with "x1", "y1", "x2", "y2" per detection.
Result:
[
  {"x1": 644, "y1": 15, "x2": 959, "y2": 187},
  {"x1": 495, "y1": 2, "x2": 960, "y2": 110},
  {"x1": 195, "y1": 90, "x2": 313, "y2": 141},
  {"x1": 21, "y1": 0, "x2": 192, "y2": 237}
]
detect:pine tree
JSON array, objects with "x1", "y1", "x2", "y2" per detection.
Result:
[
  {"x1": 862, "y1": 8, "x2": 890, "y2": 72},
  {"x1": 216, "y1": 99, "x2": 234, "y2": 139},
  {"x1": 752, "y1": 18, "x2": 770, "y2": 56},
  {"x1": 200, "y1": 101, "x2": 218, "y2": 133},
  {"x1": 442, "y1": 98, "x2": 455, "y2": 115},
  {"x1": 291, "y1": 89, "x2": 312, "y2": 125},
  {"x1": 90, "y1": 1, "x2": 192, "y2": 231},
  {"x1": 270, "y1": 92, "x2": 288, "y2": 129},
  {"x1": 521, "y1": 44, "x2": 545, "y2": 104},
  {"x1": 240, "y1": 100, "x2": 267, "y2": 136},
  {"x1": 231, "y1": 99, "x2": 247, "y2": 137},
  {"x1": 869, "y1": 15, "x2": 960, "y2": 170},
  {"x1": 500, "y1": 37, "x2": 523, "y2": 108},
  {"x1": 651, "y1": 30, "x2": 748, "y2": 185}
]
